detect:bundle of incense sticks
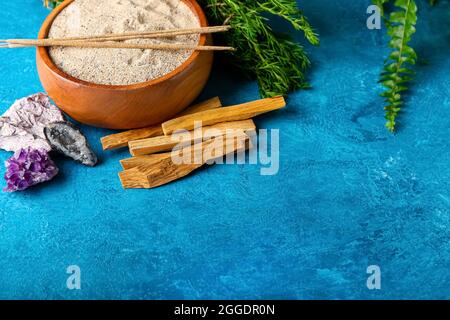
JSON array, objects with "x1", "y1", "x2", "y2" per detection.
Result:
[
  {"x1": 101, "y1": 96, "x2": 286, "y2": 189},
  {"x1": 0, "y1": 26, "x2": 234, "y2": 51}
]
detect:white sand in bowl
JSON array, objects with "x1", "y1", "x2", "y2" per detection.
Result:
[{"x1": 48, "y1": 0, "x2": 200, "y2": 85}]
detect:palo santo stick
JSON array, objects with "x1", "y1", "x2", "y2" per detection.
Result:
[
  {"x1": 128, "y1": 119, "x2": 256, "y2": 156},
  {"x1": 122, "y1": 139, "x2": 218, "y2": 177},
  {"x1": 125, "y1": 164, "x2": 202, "y2": 189},
  {"x1": 101, "y1": 97, "x2": 222, "y2": 150},
  {"x1": 120, "y1": 133, "x2": 248, "y2": 189},
  {"x1": 177, "y1": 97, "x2": 223, "y2": 117},
  {"x1": 144, "y1": 135, "x2": 248, "y2": 189},
  {"x1": 161, "y1": 96, "x2": 285, "y2": 135},
  {"x1": 120, "y1": 154, "x2": 173, "y2": 170},
  {"x1": 121, "y1": 134, "x2": 253, "y2": 170},
  {"x1": 102, "y1": 126, "x2": 162, "y2": 151}
]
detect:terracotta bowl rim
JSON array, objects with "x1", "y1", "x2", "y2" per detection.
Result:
[{"x1": 37, "y1": 0, "x2": 208, "y2": 91}]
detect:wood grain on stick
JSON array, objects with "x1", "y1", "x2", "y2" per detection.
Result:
[
  {"x1": 128, "y1": 119, "x2": 256, "y2": 156},
  {"x1": 120, "y1": 133, "x2": 249, "y2": 189},
  {"x1": 101, "y1": 97, "x2": 222, "y2": 150},
  {"x1": 161, "y1": 96, "x2": 285, "y2": 135},
  {"x1": 120, "y1": 154, "x2": 172, "y2": 170},
  {"x1": 121, "y1": 133, "x2": 253, "y2": 170}
]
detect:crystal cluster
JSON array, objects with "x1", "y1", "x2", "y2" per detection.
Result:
[
  {"x1": 4, "y1": 148, "x2": 59, "y2": 192},
  {"x1": 1, "y1": 93, "x2": 98, "y2": 192}
]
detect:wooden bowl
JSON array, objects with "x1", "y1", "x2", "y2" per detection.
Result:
[{"x1": 36, "y1": 0, "x2": 213, "y2": 129}]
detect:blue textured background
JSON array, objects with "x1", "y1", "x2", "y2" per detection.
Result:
[{"x1": 0, "y1": 0, "x2": 449, "y2": 299}]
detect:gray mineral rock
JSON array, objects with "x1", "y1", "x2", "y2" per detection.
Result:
[{"x1": 44, "y1": 122, "x2": 98, "y2": 167}]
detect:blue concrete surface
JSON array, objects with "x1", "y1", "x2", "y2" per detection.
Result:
[{"x1": 0, "y1": 0, "x2": 448, "y2": 299}]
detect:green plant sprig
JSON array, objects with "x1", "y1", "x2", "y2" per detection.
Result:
[
  {"x1": 43, "y1": 0, "x2": 63, "y2": 8},
  {"x1": 199, "y1": 0, "x2": 319, "y2": 97}
]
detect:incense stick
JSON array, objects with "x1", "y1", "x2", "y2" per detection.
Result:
[
  {"x1": 0, "y1": 40, "x2": 234, "y2": 51},
  {"x1": 0, "y1": 26, "x2": 234, "y2": 51},
  {"x1": 50, "y1": 25, "x2": 231, "y2": 42}
]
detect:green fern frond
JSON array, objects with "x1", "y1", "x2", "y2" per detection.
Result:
[
  {"x1": 373, "y1": 0, "x2": 391, "y2": 15},
  {"x1": 377, "y1": 0, "x2": 418, "y2": 132}
]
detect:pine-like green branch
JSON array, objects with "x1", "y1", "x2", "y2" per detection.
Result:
[
  {"x1": 199, "y1": 0, "x2": 318, "y2": 97},
  {"x1": 43, "y1": 0, "x2": 63, "y2": 8},
  {"x1": 257, "y1": 1, "x2": 319, "y2": 46}
]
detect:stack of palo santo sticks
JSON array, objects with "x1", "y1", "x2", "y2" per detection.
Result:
[
  {"x1": 101, "y1": 96, "x2": 286, "y2": 189},
  {"x1": 0, "y1": 26, "x2": 234, "y2": 51}
]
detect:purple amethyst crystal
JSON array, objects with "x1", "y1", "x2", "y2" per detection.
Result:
[{"x1": 3, "y1": 147, "x2": 59, "y2": 192}]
